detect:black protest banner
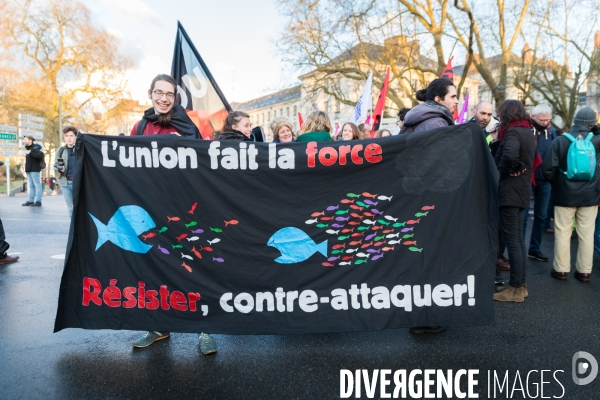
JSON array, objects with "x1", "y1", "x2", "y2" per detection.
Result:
[{"x1": 54, "y1": 124, "x2": 498, "y2": 334}]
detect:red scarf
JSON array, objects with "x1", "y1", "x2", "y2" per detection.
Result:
[{"x1": 498, "y1": 119, "x2": 542, "y2": 185}]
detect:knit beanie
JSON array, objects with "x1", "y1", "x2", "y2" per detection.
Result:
[{"x1": 574, "y1": 107, "x2": 597, "y2": 126}]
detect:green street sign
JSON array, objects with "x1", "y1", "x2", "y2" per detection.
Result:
[{"x1": 0, "y1": 133, "x2": 17, "y2": 141}]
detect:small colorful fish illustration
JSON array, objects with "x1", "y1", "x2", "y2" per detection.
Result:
[
  {"x1": 157, "y1": 244, "x2": 170, "y2": 254},
  {"x1": 386, "y1": 233, "x2": 400, "y2": 239},
  {"x1": 186, "y1": 236, "x2": 199, "y2": 242},
  {"x1": 404, "y1": 241, "x2": 417, "y2": 245},
  {"x1": 401, "y1": 227, "x2": 414, "y2": 232},
  {"x1": 349, "y1": 240, "x2": 363, "y2": 246},
  {"x1": 224, "y1": 220, "x2": 239, "y2": 227},
  {"x1": 332, "y1": 223, "x2": 346, "y2": 228},
  {"x1": 360, "y1": 241, "x2": 373, "y2": 248},
  {"x1": 356, "y1": 252, "x2": 370, "y2": 258},
  {"x1": 350, "y1": 213, "x2": 363, "y2": 219},
  {"x1": 322, "y1": 262, "x2": 335, "y2": 267},
  {"x1": 191, "y1": 246, "x2": 202, "y2": 259},
  {"x1": 346, "y1": 193, "x2": 361, "y2": 198},
  {"x1": 374, "y1": 235, "x2": 386, "y2": 241},
  {"x1": 335, "y1": 209, "x2": 350, "y2": 215},
  {"x1": 171, "y1": 244, "x2": 183, "y2": 249},
  {"x1": 388, "y1": 240, "x2": 402, "y2": 245},
  {"x1": 393, "y1": 222, "x2": 406, "y2": 227},
  {"x1": 340, "y1": 199, "x2": 355, "y2": 204},
  {"x1": 182, "y1": 261, "x2": 192, "y2": 273},
  {"x1": 142, "y1": 232, "x2": 156, "y2": 240},
  {"x1": 382, "y1": 246, "x2": 395, "y2": 252},
  {"x1": 362, "y1": 192, "x2": 378, "y2": 198},
  {"x1": 333, "y1": 243, "x2": 346, "y2": 249},
  {"x1": 377, "y1": 195, "x2": 393, "y2": 201},
  {"x1": 157, "y1": 227, "x2": 168, "y2": 233},
  {"x1": 185, "y1": 221, "x2": 198, "y2": 228},
  {"x1": 371, "y1": 225, "x2": 383, "y2": 231},
  {"x1": 409, "y1": 247, "x2": 423, "y2": 252},
  {"x1": 342, "y1": 255, "x2": 354, "y2": 261},
  {"x1": 356, "y1": 201, "x2": 370, "y2": 208},
  {"x1": 365, "y1": 233, "x2": 377, "y2": 241},
  {"x1": 363, "y1": 219, "x2": 376, "y2": 225},
  {"x1": 332, "y1": 249, "x2": 345, "y2": 254},
  {"x1": 181, "y1": 253, "x2": 193, "y2": 260},
  {"x1": 366, "y1": 249, "x2": 381, "y2": 254},
  {"x1": 339, "y1": 261, "x2": 352, "y2": 266},
  {"x1": 407, "y1": 219, "x2": 420, "y2": 225},
  {"x1": 311, "y1": 211, "x2": 325, "y2": 217},
  {"x1": 210, "y1": 227, "x2": 223, "y2": 233},
  {"x1": 338, "y1": 235, "x2": 351, "y2": 240},
  {"x1": 188, "y1": 202, "x2": 198, "y2": 215},
  {"x1": 351, "y1": 233, "x2": 364, "y2": 238},
  {"x1": 374, "y1": 241, "x2": 386, "y2": 247},
  {"x1": 321, "y1": 216, "x2": 335, "y2": 221},
  {"x1": 346, "y1": 248, "x2": 359, "y2": 253},
  {"x1": 335, "y1": 217, "x2": 350, "y2": 221},
  {"x1": 341, "y1": 228, "x2": 355, "y2": 233},
  {"x1": 355, "y1": 259, "x2": 368, "y2": 265},
  {"x1": 357, "y1": 226, "x2": 370, "y2": 231},
  {"x1": 191, "y1": 228, "x2": 204, "y2": 234},
  {"x1": 402, "y1": 234, "x2": 415, "y2": 239},
  {"x1": 348, "y1": 221, "x2": 360, "y2": 226},
  {"x1": 421, "y1": 205, "x2": 435, "y2": 211},
  {"x1": 176, "y1": 234, "x2": 188, "y2": 242},
  {"x1": 377, "y1": 219, "x2": 390, "y2": 226},
  {"x1": 384, "y1": 216, "x2": 398, "y2": 222},
  {"x1": 372, "y1": 254, "x2": 384, "y2": 261},
  {"x1": 364, "y1": 212, "x2": 375, "y2": 217},
  {"x1": 383, "y1": 229, "x2": 394, "y2": 234},
  {"x1": 326, "y1": 229, "x2": 340, "y2": 235},
  {"x1": 167, "y1": 216, "x2": 180, "y2": 222},
  {"x1": 305, "y1": 218, "x2": 319, "y2": 224},
  {"x1": 207, "y1": 238, "x2": 221, "y2": 245},
  {"x1": 414, "y1": 212, "x2": 429, "y2": 217},
  {"x1": 349, "y1": 205, "x2": 363, "y2": 211},
  {"x1": 316, "y1": 223, "x2": 329, "y2": 228},
  {"x1": 326, "y1": 205, "x2": 339, "y2": 211},
  {"x1": 213, "y1": 257, "x2": 225, "y2": 262},
  {"x1": 328, "y1": 256, "x2": 340, "y2": 262},
  {"x1": 371, "y1": 209, "x2": 384, "y2": 215},
  {"x1": 364, "y1": 200, "x2": 378, "y2": 206},
  {"x1": 199, "y1": 246, "x2": 213, "y2": 252}
]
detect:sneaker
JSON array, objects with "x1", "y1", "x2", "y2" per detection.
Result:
[
  {"x1": 0, "y1": 255, "x2": 19, "y2": 265},
  {"x1": 32, "y1": 202, "x2": 42, "y2": 207},
  {"x1": 409, "y1": 326, "x2": 446, "y2": 334},
  {"x1": 22, "y1": 201, "x2": 33, "y2": 206},
  {"x1": 495, "y1": 277, "x2": 505, "y2": 285},
  {"x1": 527, "y1": 250, "x2": 549, "y2": 262},
  {"x1": 132, "y1": 331, "x2": 170, "y2": 348},
  {"x1": 199, "y1": 332, "x2": 217, "y2": 354},
  {"x1": 493, "y1": 286, "x2": 524, "y2": 303}
]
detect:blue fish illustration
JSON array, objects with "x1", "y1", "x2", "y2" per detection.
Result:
[
  {"x1": 89, "y1": 205, "x2": 156, "y2": 254},
  {"x1": 267, "y1": 227, "x2": 328, "y2": 264}
]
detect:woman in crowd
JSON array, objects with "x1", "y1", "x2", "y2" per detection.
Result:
[
  {"x1": 339, "y1": 122, "x2": 360, "y2": 141},
  {"x1": 492, "y1": 100, "x2": 536, "y2": 303},
  {"x1": 130, "y1": 74, "x2": 200, "y2": 138},
  {"x1": 217, "y1": 111, "x2": 253, "y2": 141},
  {"x1": 375, "y1": 129, "x2": 392, "y2": 138},
  {"x1": 296, "y1": 111, "x2": 333, "y2": 142},
  {"x1": 400, "y1": 78, "x2": 458, "y2": 134},
  {"x1": 270, "y1": 117, "x2": 296, "y2": 143}
]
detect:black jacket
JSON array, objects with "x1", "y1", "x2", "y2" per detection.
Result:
[
  {"x1": 542, "y1": 125, "x2": 600, "y2": 207},
  {"x1": 25, "y1": 143, "x2": 44, "y2": 172},
  {"x1": 495, "y1": 127, "x2": 536, "y2": 208},
  {"x1": 216, "y1": 130, "x2": 253, "y2": 141},
  {"x1": 532, "y1": 125, "x2": 557, "y2": 183}
]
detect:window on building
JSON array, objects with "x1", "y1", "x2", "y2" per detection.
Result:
[
  {"x1": 517, "y1": 92, "x2": 523, "y2": 101},
  {"x1": 293, "y1": 105, "x2": 297, "y2": 116},
  {"x1": 579, "y1": 92, "x2": 587, "y2": 105},
  {"x1": 262, "y1": 113, "x2": 265, "y2": 122},
  {"x1": 286, "y1": 107, "x2": 290, "y2": 116},
  {"x1": 268, "y1": 111, "x2": 271, "y2": 120}
]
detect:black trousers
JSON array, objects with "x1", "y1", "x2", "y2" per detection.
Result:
[
  {"x1": 0, "y1": 218, "x2": 10, "y2": 257},
  {"x1": 499, "y1": 207, "x2": 526, "y2": 288}
]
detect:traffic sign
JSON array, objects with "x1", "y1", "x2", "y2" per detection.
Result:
[
  {"x1": 18, "y1": 121, "x2": 45, "y2": 130},
  {"x1": 0, "y1": 142, "x2": 19, "y2": 148},
  {"x1": 18, "y1": 129, "x2": 44, "y2": 139},
  {"x1": 0, "y1": 150, "x2": 25, "y2": 156},
  {"x1": 0, "y1": 133, "x2": 17, "y2": 141},
  {"x1": 18, "y1": 114, "x2": 45, "y2": 123},
  {"x1": 0, "y1": 125, "x2": 17, "y2": 133}
]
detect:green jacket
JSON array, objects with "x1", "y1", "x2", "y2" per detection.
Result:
[
  {"x1": 296, "y1": 131, "x2": 332, "y2": 142},
  {"x1": 53, "y1": 146, "x2": 73, "y2": 187}
]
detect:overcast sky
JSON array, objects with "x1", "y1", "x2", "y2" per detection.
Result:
[{"x1": 81, "y1": 0, "x2": 294, "y2": 104}]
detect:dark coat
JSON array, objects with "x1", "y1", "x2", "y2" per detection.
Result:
[
  {"x1": 216, "y1": 130, "x2": 253, "y2": 141},
  {"x1": 25, "y1": 143, "x2": 44, "y2": 173},
  {"x1": 495, "y1": 127, "x2": 536, "y2": 208},
  {"x1": 532, "y1": 125, "x2": 557, "y2": 183},
  {"x1": 542, "y1": 125, "x2": 600, "y2": 207}
]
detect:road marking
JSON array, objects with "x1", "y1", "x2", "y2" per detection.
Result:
[{"x1": 51, "y1": 254, "x2": 65, "y2": 260}]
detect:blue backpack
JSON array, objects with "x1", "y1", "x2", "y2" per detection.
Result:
[{"x1": 562, "y1": 133, "x2": 596, "y2": 181}]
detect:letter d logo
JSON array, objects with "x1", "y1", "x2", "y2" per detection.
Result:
[{"x1": 572, "y1": 351, "x2": 598, "y2": 385}]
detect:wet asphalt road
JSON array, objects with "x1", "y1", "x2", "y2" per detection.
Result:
[{"x1": 0, "y1": 195, "x2": 599, "y2": 400}]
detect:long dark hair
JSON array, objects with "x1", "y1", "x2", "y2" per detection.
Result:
[
  {"x1": 221, "y1": 111, "x2": 250, "y2": 133},
  {"x1": 416, "y1": 78, "x2": 454, "y2": 102},
  {"x1": 149, "y1": 74, "x2": 177, "y2": 127},
  {"x1": 497, "y1": 100, "x2": 531, "y2": 142}
]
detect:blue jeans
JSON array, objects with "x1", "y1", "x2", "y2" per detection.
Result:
[
  {"x1": 27, "y1": 172, "x2": 42, "y2": 203},
  {"x1": 595, "y1": 209, "x2": 600, "y2": 257},
  {"x1": 522, "y1": 181, "x2": 552, "y2": 252},
  {"x1": 62, "y1": 180, "x2": 73, "y2": 217}
]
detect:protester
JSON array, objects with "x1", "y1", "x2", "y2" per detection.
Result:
[
  {"x1": 270, "y1": 117, "x2": 296, "y2": 143},
  {"x1": 543, "y1": 107, "x2": 600, "y2": 283},
  {"x1": 217, "y1": 111, "x2": 253, "y2": 141},
  {"x1": 22, "y1": 135, "x2": 44, "y2": 207},
  {"x1": 400, "y1": 79, "x2": 458, "y2": 133},
  {"x1": 396, "y1": 108, "x2": 411, "y2": 133},
  {"x1": 339, "y1": 122, "x2": 360, "y2": 141},
  {"x1": 469, "y1": 101, "x2": 494, "y2": 129},
  {"x1": 54, "y1": 126, "x2": 77, "y2": 217},
  {"x1": 296, "y1": 111, "x2": 333, "y2": 142},
  {"x1": 0, "y1": 217, "x2": 18, "y2": 265},
  {"x1": 130, "y1": 74, "x2": 200, "y2": 138},
  {"x1": 375, "y1": 129, "x2": 392, "y2": 138},
  {"x1": 492, "y1": 100, "x2": 536, "y2": 303},
  {"x1": 357, "y1": 123, "x2": 372, "y2": 139}
]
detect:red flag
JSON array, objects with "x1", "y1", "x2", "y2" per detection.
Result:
[
  {"x1": 440, "y1": 56, "x2": 458, "y2": 120},
  {"x1": 171, "y1": 22, "x2": 232, "y2": 139},
  {"x1": 298, "y1": 112, "x2": 304, "y2": 130},
  {"x1": 370, "y1": 67, "x2": 390, "y2": 137}
]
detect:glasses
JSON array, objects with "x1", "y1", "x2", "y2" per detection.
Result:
[{"x1": 152, "y1": 90, "x2": 175, "y2": 100}]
